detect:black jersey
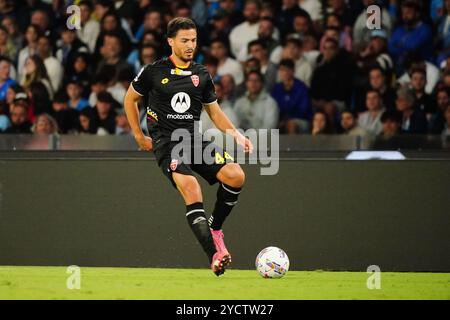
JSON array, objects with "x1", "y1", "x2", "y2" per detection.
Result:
[{"x1": 131, "y1": 57, "x2": 217, "y2": 140}]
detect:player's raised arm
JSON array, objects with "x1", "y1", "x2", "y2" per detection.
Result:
[
  {"x1": 124, "y1": 84, "x2": 152, "y2": 151},
  {"x1": 204, "y1": 101, "x2": 253, "y2": 153}
]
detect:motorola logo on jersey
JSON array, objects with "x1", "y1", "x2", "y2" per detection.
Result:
[
  {"x1": 167, "y1": 113, "x2": 194, "y2": 119},
  {"x1": 171, "y1": 92, "x2": 191, "y2": 113}
]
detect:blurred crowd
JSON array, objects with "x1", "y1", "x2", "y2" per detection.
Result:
[{"x1": 0, "y1": 0, "x2": 449, "y2": 139}]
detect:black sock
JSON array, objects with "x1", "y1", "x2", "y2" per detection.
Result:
[
  {"x1": 186, "y1": 202, "x2": 216, "y2": 262},
  {"x1": 208, "y1": 183, "x2": 242, "y2": 231}
]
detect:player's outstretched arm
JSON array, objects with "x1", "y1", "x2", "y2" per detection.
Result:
[
  {"x1": 124, "y1": 85, "x2": 153, "y2": 151},
  {"x1": 204, "y1": 101, "x2": 253, "y2": 153}
]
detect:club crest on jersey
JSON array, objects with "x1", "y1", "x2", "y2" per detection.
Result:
[
  {"x1": 170, "y1": 159, "x2": 178, "y2": 171},
  {"x1": 191, "y1": 75, "x2": 199, "y2": 87}
]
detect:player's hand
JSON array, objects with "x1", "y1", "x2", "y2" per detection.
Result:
[
  {"x1": 135, "y1": 134, "x2": 153, "y2": 151},
  {"x1": 235, "y1": 132, "x2": 253, "y2": 153}
]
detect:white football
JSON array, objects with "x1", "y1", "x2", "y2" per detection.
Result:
[{"x1": 255, "y1": 246, "x2": 290, "y2": 278}]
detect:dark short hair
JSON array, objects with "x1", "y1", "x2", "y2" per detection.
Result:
[
  {"x1": 166, "y1": 17, "x2": 197, "y2": 39},
  {"x1": 37, "y1": 35, "x2": 51, "y2": 44},
  {"x1": 369, "y1": 65, "x2": 386, "y2": 76},
  {"x1": 97, "y1": 91, "x2": 114, "y2": 104},
  {"x1": 326, "y1": 13, "x2": 342, "y2": 25},
  {"x1": 141, "y1": 43, "x2": 157, "y2": 53},
  {"x1": 0, "y1": 55, "x2": 12, "y2": 64},
  {"x1": 78, "y1": 0, "x2": 93, "y2": 10},
  {"x1": 26, "y1": 24, "x2": 44, "y2": 39},
  {"x1": 53, "y1": 90, "x2": 69, "y2": 104},
  {"x1": 210, "y1": 37, "x2": 227, "y2": 46},
  {"x1": 285, "y1": 36, "x2": 302, "y2": 47},
  {"x1": 80, "y1": 106, "x2": 96, "y2": 118},
  {"x1": 366, "y1": 89, "x2": 381, "y2": 97},
  {"x1": 279, "y1": 59, "x2": 295, "y2": 70},
  {"x1": 95, "y1": 0, "x2": 113, "y2": 9},
  {"x1": 66, "y1": 78, "x2": 82, "y2": 87},
  {"x1": 0, "y1": 25, "x2": 8, "y2": 34},
  {"x1": 91, "y1": 74, "x2": 108, "y2": 85},
  {"x1": 381, "y1": 110, "x2": 402, "y2": 123},
  {"x1": 103, "y1": 30, "x2": 122, "y2": 43},
  {"x1": 245, "y1": 0, "x2": 261, "y2": 9},
  {"x1": 323, "y1": 38, "x2": 339, "y2": 48},
  {"x1": 259, "y1": 16, "x2": 275, "y2": 25},
  {"x1": 294, "y1": 12, "x2": 311, "y2": 21},
  {"x1": 410, "y1": 67, "x2": 426, "y2": 78},
  {"x1": 245, "y1": 70, "x2": 264, "y2": 82},
  {"x1": 341, "y1": 109, "x2": 357, "y2": 118},
  {"x1": 401, "y1": 0, "x2": 421, "y2": 11},
  {"x1": 247, "y1": 39, "x2": 266, "y2": 53},
  {"x1": 203, "y1": 54, "x2": 219, "y2": 67},
  {"x1": 436, "y1": 86, "x2": 450, "y2": 97},
  {"x1": 325, "y1": 26, "x2": 340, "y2": 34},
  {"x1": 176, "y1": 2, "x2": 191, "y2": 12}
]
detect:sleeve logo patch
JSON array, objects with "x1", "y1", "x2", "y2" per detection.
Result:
[{"x1": 170, "y1": 159, "x2": 178, "y2": 171}]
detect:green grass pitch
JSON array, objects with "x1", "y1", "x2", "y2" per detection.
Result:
[{"x1": 0, "y1": 266, "x2": 449, "y2": 300}]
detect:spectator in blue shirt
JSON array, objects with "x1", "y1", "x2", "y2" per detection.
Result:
[
  {"x1": 271, "y1": 59, "x2": 312, "y2": 134},
  {"x1": 388, "y1": 0, "x2": 433, "y2": 74},
  {"x1": 0, "y1": 56, "x2": 16, "y2": 101},
  {"x1": 66, "y1": 79, "x2": 90, "y2": 111},
  {"x1": 436, "y1": 0, "x2": 450, "y2": 66}
]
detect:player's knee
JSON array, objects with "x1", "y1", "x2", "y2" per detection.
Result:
[
  {"x1": 183, "y1": 179, "x2": 202, "y2": 197},
  {"x1": 225, "y1": 164, "x2": 245, "y2": 188},
  {"x1": 177, "y1": 176, "x2": 202, "y2": 199}
]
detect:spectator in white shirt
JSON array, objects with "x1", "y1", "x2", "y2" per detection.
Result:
[
  {"x1": 17, "y1": 24, "x2": 41, "y2": 82},
  {"x1": 248, "y1": 39, "x2": 278, "y2": 92},
  {"x1": 37, "y1": 35, "x2": 63, "y2": 92},
  {"x1": 234, "y1": 70, "x2": 279, "y2": 130},
  {"x1": 280, "y1": 37, "x2": 313, "y2": 87},
  {"x1": 256, "y1": 17, "x2": 280, "y2": 57},
  {"x1": 210, "y1": 38, "x2": 244, "y2": 85},
  {"x1": 301, "y1": 33, "x2": 320, "y2": 68},
  {"x1": 397, "y1": 56, "x2": 440, "y2": 94},
  {"x1": 358, "y1": 89, "x2": 386, "y2": 135},
  {"x1": 77, "y1": 0, "x2": 101, "y2": 53},
  {"x1": 229, "y1": 0, "x2": 261, "y2": 60},
  {"x1": 299, "y1": 0, "x2": 323, "y2": 23}
]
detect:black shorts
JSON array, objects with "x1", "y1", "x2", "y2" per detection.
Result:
[{"x1": 153, "y1": 138, "x2": 235, "y2": 189}]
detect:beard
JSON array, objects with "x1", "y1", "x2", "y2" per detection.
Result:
[
  {"x1": 180, "y1": 54, "x2": 193, "y2": 62},
  {"x1": 174, "y1": 49, "x2": 194, "y2": 63},
  {"x1": 246, "y1": 15, "x2": 259, "y2": 24}
]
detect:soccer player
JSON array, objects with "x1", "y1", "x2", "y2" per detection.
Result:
[{"x1": 124, "y1": 17, "x2": 253, "y2": 276}]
